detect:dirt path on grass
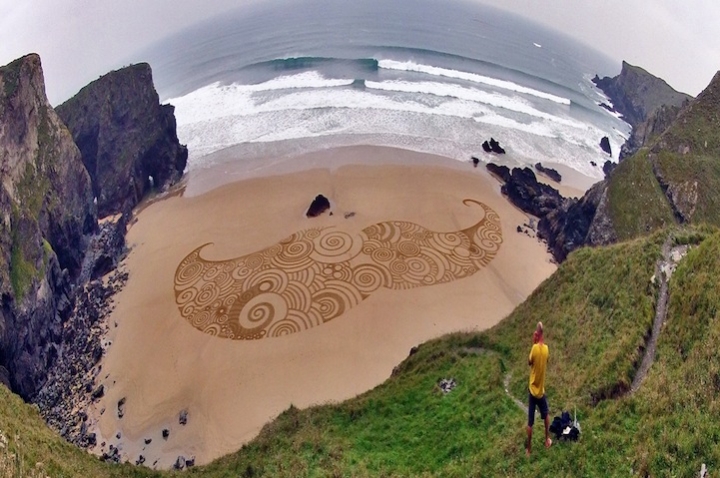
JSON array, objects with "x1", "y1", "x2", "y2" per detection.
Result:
[{"x1": 630, "y1": 237, "x2": 672, "y2": 393}]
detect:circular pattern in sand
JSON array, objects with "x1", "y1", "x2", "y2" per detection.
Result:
[{"x1": 173, "y1": 199, "x2": 502, "y2": 340}]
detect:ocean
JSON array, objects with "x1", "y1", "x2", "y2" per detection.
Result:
[{"x1": 142, "y1": 0, "x2": 630, "y2": 179}]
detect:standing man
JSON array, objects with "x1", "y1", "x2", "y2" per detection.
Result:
[{"x1": 526, "y1": 321, "x2": 551, "y2": 455}]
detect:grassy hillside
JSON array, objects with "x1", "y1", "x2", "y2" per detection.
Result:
[
  {"x1": 606, "y1": 150, "x2": 676, "y2": 242},
  {"x1": 2, "y1": 228, "x2": 719, "y2": 477}
]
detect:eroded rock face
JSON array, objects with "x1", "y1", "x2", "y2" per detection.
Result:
[
  {"x1": 619, "y1": 103, "x2": 685, "y2": 160},
  {"x1": 0, "y1": 54, "x2": 96, "y2": 398},
  {"x1": 56, "y1": 63, "x2": 188, "y2": 218}
]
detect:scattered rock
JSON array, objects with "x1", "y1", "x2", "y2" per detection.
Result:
[
  {"x1": 116, "y1": 432, "x2": 121, "y2": 439},
  {"x1": 306, "y1": 194, "x2": 331, "y2": 218},
  {"x1": 186, "y1": 457, "x2": 196, "y2": 467},
  {"x1": 590, "y1": 161, "x2": 597, "y2": 167},
  {"x1": 91, "y1": 385, "x2": 104, "y2": 401},
  {"x1": 471, "y1": 156, "x2": 480, "y2": 167},
  {"x1": 136, "y1": 455, "x2": 146, "y2": 466},
  {"x1": 144, "y1": 438, "x2": 152, "y2": 445},
  {"x1": 162, "y1": 429, "x2": 170, "y2": 440},
  {"x1": 174, "y1": 456, "x2": 186, "y2": 470},
  {"x1": 117, "y1": 397, "x2": 126, "y2": 419},
  {"x1": 438, "y1": 378, "x2": 457, "y2": 393},
  {"x1": 598, "y1": 102, "x2": 615, "y2": 113},
  {"x1": 344, "y1": 212, "x2": 355, "y2": 219},
  {"x1": 179, "y1": 409, "x2": 188, "y2": 425}
]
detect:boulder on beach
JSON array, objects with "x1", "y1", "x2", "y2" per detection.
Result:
[{"x1": 306, "y1": 194, "x2": 331, "y2": 218}]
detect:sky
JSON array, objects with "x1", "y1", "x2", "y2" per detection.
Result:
[{"x1": 1, "y1": 0, "x2": 718, "y2": 105}]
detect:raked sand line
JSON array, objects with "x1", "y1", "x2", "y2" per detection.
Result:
[{"x1": 174, "y1": 200, "x2": 502, "y2": 340}]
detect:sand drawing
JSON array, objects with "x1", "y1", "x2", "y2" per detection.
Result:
[{"x1": 173, "y1": 199, "x2": 502, "y2": 340}]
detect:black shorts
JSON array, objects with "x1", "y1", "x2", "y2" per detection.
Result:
[{"x1": 527, "y1": 392, "x2": 548, "y2": 427}]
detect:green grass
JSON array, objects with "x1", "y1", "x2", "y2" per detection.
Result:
[
  {"x1": 607, "y1": 150, "x2": 676, "y2": 240},
  {"x1": 0, "y1": 56, "x2": 22, "y2": 99},
  {"x1": 2, "y1": 228, "x2": 720, "y2": 476},
  {"x1": 652, "y1": 151, "x2": 720, "y2": 225}
]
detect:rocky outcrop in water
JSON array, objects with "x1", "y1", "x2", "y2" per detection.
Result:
[
  {"x1": 600, "y1": 137, "x2": 612, "y2": 156},
  {"x1": 56, "y1": 63, "x2": 187, "y2": 218},
  {"x1": 0, "y1": 54, "x2": 97, "y2": 399},
  {"x1": 482, "y1": 138, "x2": 505, "y2": 154}
]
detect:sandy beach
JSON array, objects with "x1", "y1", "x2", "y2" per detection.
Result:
[{"x1": 87, "y1": 145, "x2": 576, "y2": 468}]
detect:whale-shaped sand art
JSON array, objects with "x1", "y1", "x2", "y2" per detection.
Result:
[{"x1": 174, "y1": 199, "x2": 502, "y2": 340}]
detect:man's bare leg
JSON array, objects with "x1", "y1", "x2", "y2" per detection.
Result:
[
  {"x1": 544, "y1": 415, "x2": 552, "y2": 448},
  {"x1": 526, "y1": 425, "x2": 532, "y2": 456}
]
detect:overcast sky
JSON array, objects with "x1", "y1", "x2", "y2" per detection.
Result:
[{"x1": 1, "y1": 0, "x2": 718, "y2": 104}]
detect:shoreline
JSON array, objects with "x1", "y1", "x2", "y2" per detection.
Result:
[
  {"x1": 85, "y1": 145, "x2": 562, "y2": 469},
  {"x1": 185, "y1": 144, "x2": 599, "y2": 198}
]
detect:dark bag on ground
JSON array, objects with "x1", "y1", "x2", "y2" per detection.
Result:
[{"x1": 549, "y1": 410, "x2": 580, "y2": 441}]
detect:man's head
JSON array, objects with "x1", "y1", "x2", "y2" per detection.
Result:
[{"x1": 536, "y1": 322, "x2": 544, "y2": 342}]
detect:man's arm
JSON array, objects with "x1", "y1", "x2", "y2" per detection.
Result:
[{"x1": 528, "y1": 346, "x2": 534, "y2": 366}]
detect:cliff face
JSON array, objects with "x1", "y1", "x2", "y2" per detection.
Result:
[
  {"x1": 56, "y1": 63, "x2": 187, "y2": 218},
  {"x1": 619, "y1": 103, "x2": 685, "y2": 160},
  {"x1": 593, "y1": 61, "x2": 693, "y2": 129},
  {"x1": 541, "y1": 69, "x2": 720, "y2": 262},
  {"x1": 0, "y1": 54, "x2": 96, "y2": 398}
]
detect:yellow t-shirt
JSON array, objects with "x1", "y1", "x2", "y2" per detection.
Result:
[{"x1": 528, "y1": 343, "x2": 549, "y2": 398}]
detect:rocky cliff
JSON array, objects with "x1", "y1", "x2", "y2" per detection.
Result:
[
  {"x1": 619, "y1": 103, "x2": 685, "y2": 160},
  {"x1": 593, "y1": 61, "x2": 692, "y2": 129},
  {"x1": 539, "y1": 69, "x2": 720, "y2": 262},
  {"x1": 0, "y1": 54, "x2": 96, "y2": 398},
  {"x1": 56, "y1": 63, "x2": 187, "y2": 218}
]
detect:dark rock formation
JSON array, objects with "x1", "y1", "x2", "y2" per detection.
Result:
[
  {"x1": 482, "y1": 138, "x2": 505, "y2": 154},
  {"x1": 603, "y1": 160, "x2": 616, "y2": 177},
  {"x1": 0, "y1": 54, "x2": 96, "y2": 399},
  {"x1": 534, "y1": 163, "x2": 562, "y2": 183},
  {"x1": 599, "y1": 136, "x2": 612, "y2": 156},
  {"x1": 306, "y1": 194, "x2": 330, "y2": 217},
  {"x1": 488, "y1": 162, "x2": 618, "y2": 263},
  {"x1": 592, "y1": 61, "x2": 692, "y2": 129},
  {"x1": 34, "y1": 266, "x2": 128, "y2": 448},
  {"x1": 471, "y1": 156, "x2": 480, "y2": 167},
  {"x1": 538, "y1": 182, "x2": 616, "y2": 262},
  {"x1": 498, "y1": 167, "x2": 568, "y2": 218},
  {"x1": 56, "y1": 63, "x2": 187, "y2": 218},
  {"x1": 179, "y1": 409, "x2": 188, "y2": 425},
  {"x1": 485, "y1": 163, "x2": 511, "y2": 183}
]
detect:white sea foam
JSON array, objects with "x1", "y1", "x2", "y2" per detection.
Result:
[
  {"x1": 365, "y1": 80, "x2": 584, "y2": 128},
  {"x1": 169, "y1": 71, "x2": 355, "y2": 122},
  {"x1": 169, "y1": 78, "x2": 622, "y2": 181},
  {"x1": 378, "y1": 59, "x2": 571, "y2": 105}
]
